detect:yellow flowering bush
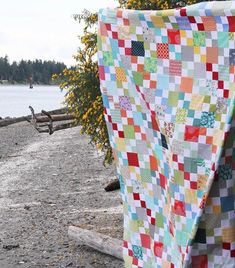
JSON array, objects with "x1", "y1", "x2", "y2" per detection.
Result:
[{"x1": 56, "y1": 0, "x2": 203, "y2": 165}]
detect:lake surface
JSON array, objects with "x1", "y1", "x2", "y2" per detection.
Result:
[{"x1": 0, "y1": 85, "x2": 65, "y2": 118}]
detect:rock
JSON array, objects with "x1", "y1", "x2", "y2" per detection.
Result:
[{"x1": 3, "y1": 244, "x2": 20, "y2": 250}]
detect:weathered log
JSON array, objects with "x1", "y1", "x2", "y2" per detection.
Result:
[
  {"x1": 0, "y1": 108, "x2": 68, "y2": 128},
  {"x1": 68, "y1": 226, "x2": 123, "y2": 260},
  {"x1": 27, "y1": 106, "x2": 75, "y2": 135},
  {"x1": 53, "y1": 122, "x2": 74, "y2": 132},
  {"x1": 35, "y1": 114, "x2": 74, "y2": 123},
  {"x1": 104, "y1": 178, "x2": 120, "y2": 192}
]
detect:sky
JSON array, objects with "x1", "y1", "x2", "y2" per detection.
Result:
[{"x1": 0, "y1": 0, "x2": 118, "y2": 67}]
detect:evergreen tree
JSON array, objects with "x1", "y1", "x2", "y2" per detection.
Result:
[{"x1": 0, "y1": 57, "x2": 66, "y2": 84}]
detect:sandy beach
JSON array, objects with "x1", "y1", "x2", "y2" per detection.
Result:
[{"x1": 0, "y1": 121, "x2": 123, "y2": 268}]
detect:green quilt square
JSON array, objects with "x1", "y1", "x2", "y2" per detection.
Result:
[
  {"x1": 219, "y1": 65, "x2": 229, "y2": 81},
  {"x1": 140, "y1": 168, "x2": 152, "y2": 183},
  {"x1": 187, "y1": 109, "x2": 195, "y2": 118},
  {"x1": 184, "y1": 157, "x2": 198, "y2": 173},
  {"x1": 150, "y1": 50, "x2": 157, "y2": 58},
  {"x1": 172, "y1": 23, "x2": 179, "y2": 29},
  {"x1": 133, "y1": 71, "x2": 143, "y2": 86},
  {"x1": 176, "y1": 230, "x2": 188, "y2": 246},
  {"x1": 193, "y1": 31, "x2": 206, "y2": 46},
  {"x1": 168, "y1": 91, "x2": 179, "y2": 107},
  {"x1": 127, "y1": 186, "x2": 133, "y2": 193},
  {"x1": 156, "y1": 213, "x2": 164, "y2": 228},
  {"x1": 176, "y1": 108, "x2": 187, "y2": 124},
  {"x1": 183, "y1": 101, "x2": 190, "y2": 109},
  {"x1": 123, "y1": 125, "x2": 135, "y2": 139},
  {"x1": 209, "y1": 104, "x2": 216, "y2": 113},
  {"x1": 174, "y1": 170, "x2": 184, "y2": 186},
  {"x1": 204, "y1": 95, "x2": 211, "y2": 104},
  {"x1": 218, "y1": 32, "x2": 229, "y2": 48},
  {"x1": 144, "y1": 57, "x2": 157, "y2": 73},
  {"x1": 103, "y1": 51, "x2": 114, "y2": 66},
  {"x1": 110, "y1": 110, "x2": 122, "y2": 123},
  {"x1": 215, "y1": 113, "x2": 222, "y2": 121},
  {"x1": 137, "y1": 34, "x2": 144, "y2": 42},
  {"x1": 206, "y1": 229, "x2": 214, "y2": 237},
  {"x1": 193, "y1": 118, "x2": 201, "y2": 126}
]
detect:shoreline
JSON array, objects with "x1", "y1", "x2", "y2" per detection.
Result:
[
  {"x1": 0, "y1": 81, "x2": 60, "y2": 86},
  {"x1": 0, "y1": 108, "x2": 68, "y2": 126},
  {"x1": 0, "y1": 122, "x2": 123, "y2": 267}
]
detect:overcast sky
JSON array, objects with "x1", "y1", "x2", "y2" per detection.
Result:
[{"x1": 0, "y1": 0, "x2": 118, "y2": 66}]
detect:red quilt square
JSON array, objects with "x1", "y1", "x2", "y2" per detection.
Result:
[
  {"x1": 191, "y1": 255, "x2": 208, "y2": 268},
  {"x1": 167, "y1": 29, "x2": 180, "y2": 44},
  {"x1": 125, "y1": 48, "x2": 131, "y2": 55},
  {"x1": 169, "y1": 60, "x2": 182, "y2": 76},
  {"x1": 184, "y1": 125, "x2": 200, "y2": 142},
  {"x1": 223, "y1": 243, "x2": 231, "y2": 250},
  {"x1": 140, "y1": 234, "x2": 151, "y2": 249},
  {"x1": 154, "y1": 242, "x2": 163, "y2": 257},
  {"x1": 127, "y1": 152, "x2": 139, "y2": 167},
  {"x1": 151, "y1": 115, "x2": 159, "y2": 131},
  {"x1": 133, "y1": 193, "x2": 140, "y2": 200},
  {"x1": 159, "y1": 173, "x2": 166, "y2": 189},
  {"x1": 98, "y1": 66, "x2": 105, "y2": 80},
  {"x1": 157, "y1": 44, "x2": 169, "y2": 59},
  {"x1": 231, "y1": 249, "x2": 235, "y2": 257},
  {"x1": 228, "y1": 16, "x2": 235, "y2": 32},
  {"x1": 173, "y1": 200, "x2": 186, "y2": 216}
]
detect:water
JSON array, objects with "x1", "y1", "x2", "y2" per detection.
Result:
[{"x1": 0, "y1": 85, "x2": 66, "y2": 118}]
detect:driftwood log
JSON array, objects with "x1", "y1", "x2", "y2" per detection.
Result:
[
  {"x1": 35, "y1": 114, "x2": 74, "y2": 123},
  {"x1": 27, "y1": 106, "x2": 75, "y2": 134},
  {"x1": 68, "y1": 226, "x2": 123, "y2": 260},
  {"x1": 0, "y1": 108, "x2": 68, "y2": 128}
]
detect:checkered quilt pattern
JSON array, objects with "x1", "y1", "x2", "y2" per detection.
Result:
[{"x1": 97, "y1": 1, "x2": 235, "y2": 267}]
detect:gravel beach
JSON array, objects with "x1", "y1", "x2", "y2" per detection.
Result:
[{"x1": 0, "y1": 122, "x2": 124, "y2": 268}]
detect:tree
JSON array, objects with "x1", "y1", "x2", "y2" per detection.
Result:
[
  {"x1": 53, "y1": 11, "x2": 113, "y2": 165},
  {"x1": 55, "y1": 0, "x2": 205, "y2": 165},
  {"x1": 0, "y1": 57, "x2": 66, "y2": 84}
]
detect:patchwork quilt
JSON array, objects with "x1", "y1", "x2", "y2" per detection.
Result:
[{"x1": 97, "y1": 1, "x2": 235, "y2": 267}]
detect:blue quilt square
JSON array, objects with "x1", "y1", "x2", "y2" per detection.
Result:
[
  {"x1": 221, "y1": 196, "x2": 234, "y2": 212},
  {"x1": 131, "y1": 41, "x2": 145, "y2": 56}
]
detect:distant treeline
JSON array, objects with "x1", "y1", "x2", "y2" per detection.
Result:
[{"x1": 0, "y1": 56, "x2": 67, "y2": 85}]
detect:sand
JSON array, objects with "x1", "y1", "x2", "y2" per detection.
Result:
[{"x1": 0, "y1": 122, "x2": 124, "y2": 268}]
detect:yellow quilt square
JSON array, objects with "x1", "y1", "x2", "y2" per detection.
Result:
[
  {"x1": 116, "y1": 138, "x2": 126, "y2": 151},
  {"x1": 151, "y1": 16, "x2": 165, "y2": 28},
  {"x1": 185, "y1": 189, "x2": 197, "y2": 204},
  {"x1": 213, "y1": 205, "x2": 221, "y2": 214},
  {"x1": 189, "y1": 94, "x2": 204, "y2": 110},
  {"x1": 213, "y1": 129, "x2": 224, "y2": 146},
  {"x1": 187, "y1": 38, "x2": 193, "y2": 46},
  {"x1": 115, "y1": 67, "x2": 127, "y2": 82},
  {"x1": 222, "y1": 227, "x2": 235, "y2": 242},
  {"x1": 180, "y1": 30, "x2": 186, "y2": 37}
]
